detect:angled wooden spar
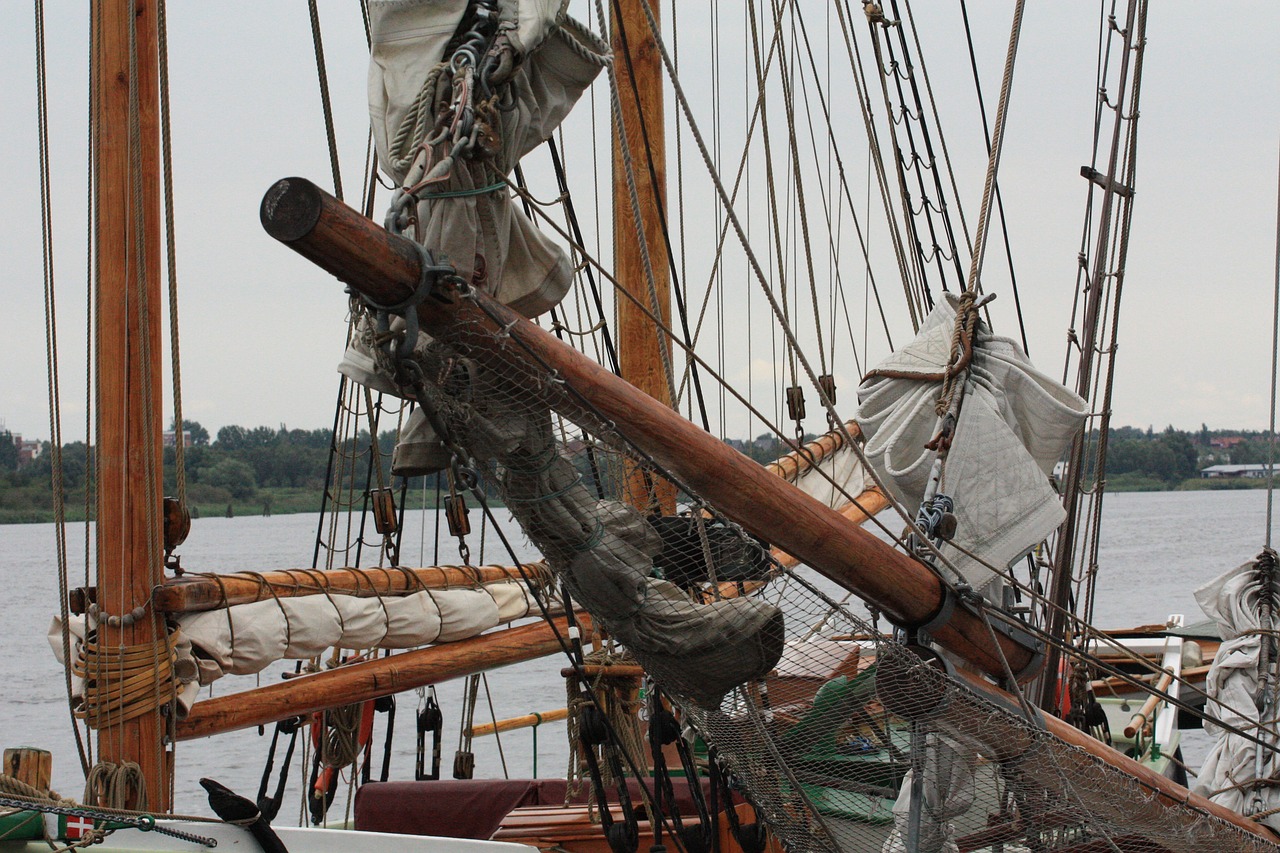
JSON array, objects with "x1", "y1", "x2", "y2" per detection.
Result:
[
  {"x1": 259, "y1": 177, "x2": 1039, "y2": 682},
  {"x1": 177, "y1": 616, "x2": 585, "y2": 740}
]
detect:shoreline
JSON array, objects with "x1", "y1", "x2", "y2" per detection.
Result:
[{"x1": 0, "y1": 479, "x2": 1264, "y2": 525}]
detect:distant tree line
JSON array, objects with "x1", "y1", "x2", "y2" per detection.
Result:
[
  {"x1": 3, "y1": 422, "x2": 1279, "y2": 520},
  {"x1": 0, "y1": 421, "x2": 396, "y2": 518},
  {"x1": 1103, "y1": 424, "x2": 1279, "y2": 485}
]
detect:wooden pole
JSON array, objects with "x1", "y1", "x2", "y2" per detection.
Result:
[
  {"x1": 764, "y1": 421, "x2": 862, "y2": 483},
  {"x1": 771, "y1": 491, "x2": 890, "y2": 571},
  {"x1": 260, "y1": 178, "x2": 1039, "y2": 683},
  {"x1": 1123, "y1": 671, "x2": 1174, "y2": 739},
  {"x1": 151, "y1": 563, "x2": 550, "y2": 614},
  {"x1": 466, "y1": 708, "x2": 569, "y2": 739},
  {"x1": 610, "y1": 0, "x2": 675, "y2": 515},
  {"x1": 177, "y1": 616, "x2": 587, "y2": 740},
  {"x1": 94, "y1": 0, "x2": 170, "y2": 810}
]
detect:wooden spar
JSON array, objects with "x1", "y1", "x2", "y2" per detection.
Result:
[
  {"x1": 765, "y1": 421, "x2": 862, "y2": 482},
  {"x1": 610, "y1": 0, "x2": 675, "y2": 515},
  {"x1": 151, "y1": 563, "x2": 551, "y2": 614},
  {"x1": 95, "y1": 0, "x2": 170, "y2": 809},
  {"x1": 772, "y1": 490, "x2": 890, "y2": 571},
  {"x1": 260, "y1": 178, "x2": 1039, "y2": 683},
  {"x1": 1123, "y1": 671, "x2": 1174, "y2": 739},
  {"x1": 177, "y1": 615, "x2": 587, "y2": 740},
  {"x1": 466, "y1": 707, "x2": 569, "y2": 738}
]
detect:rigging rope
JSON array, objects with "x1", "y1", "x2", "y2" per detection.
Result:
[
  {"x1": 960, "y1": 0, "x2": 1026, "y2": 295},
  {"x1": 156, "y1": 0, "x2": 186, "y2": 507},
  {"x1": 1267, "y1": 140, "x2": 1280, "y2": 549},
  {"x1": 34, "y1": 0, "x2": 91, "y2": 777}
]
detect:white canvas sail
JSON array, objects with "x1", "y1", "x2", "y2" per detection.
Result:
[
  {"x1": 1194, "y1": 558, "x2": 1280, "y2": 831},
  {"x1": 856, "y1": 296, "x2": 1087, "y2": 594}
]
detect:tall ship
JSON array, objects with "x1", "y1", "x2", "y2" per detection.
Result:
[{"x1": 4, "y1": 2, "x2": 1280, "y2": 852}]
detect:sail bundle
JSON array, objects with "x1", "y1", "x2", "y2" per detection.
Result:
[
  {"x1": 1194, "y1": 557, "x2": 1280, "y2": 831},
  {"x1": 856, "y1": 295, "x2": 1087, "y2": 596}
]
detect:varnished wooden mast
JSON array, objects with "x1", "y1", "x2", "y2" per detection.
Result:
[
  {"x1": 94, "y1": 0, "x2": 170, "y2": 809},
  {"x1": 611, "y1": 0, "x2": 675, "y2": 514}
]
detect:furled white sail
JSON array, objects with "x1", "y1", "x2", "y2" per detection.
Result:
[
  {"x1": 49, "y1": 579, "x2": 540, "y2": 713},
  {"x1": 366, "y1": 0, "x2": 606, "y2": 314},
  {"x1": 1193, "y1": 558, "x2": 1280, "y2": 831},
  {"x1": 856, "y1": 295, "x2": 1086, "y2": 594}
]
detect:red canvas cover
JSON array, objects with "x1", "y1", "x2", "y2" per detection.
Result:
[{"x1": 354, "y1": 777, "x2": 720, "y2": 839}]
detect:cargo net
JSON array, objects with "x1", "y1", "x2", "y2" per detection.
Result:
[{"x1": 405, "y1": 305, "x2": 1278, "y2": 853}]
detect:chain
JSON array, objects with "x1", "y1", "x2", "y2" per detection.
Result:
[{"x1": 0, "y1": 795, "x2": 216, "y2": 847}]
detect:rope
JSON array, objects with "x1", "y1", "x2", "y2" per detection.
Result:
[
  {"x1": 308, "y1": 0, "x2": 344, "y2": 201},
  {"x1": 34, "y1": 0, "x2": 91, "y2": 778},
  {"x1": 1267, "y1": 139, "x2": 1280, "y2": 549},
  {"x1": 934, "y1": 290, "x2": 980, "y2": 417},
  {"x1": 157, "y1": 0, "x2": 186, "y2": 507},
  {"x1": 961, "y1": 0, "x2": 1026, "y2": 295},
  {"x1": 0, "y1": 775, "x2": 61, "y2": 802},
  {"x1": 417, "y1": 181, "x2": 506, "y2": 199},
  {"x1": 84, "y1": 762, "x2": 147, "y2": 812}
]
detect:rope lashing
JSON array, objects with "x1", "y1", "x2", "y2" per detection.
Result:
[{"x1": 935, "y1": 289, "x2": 982, "y2": 419}]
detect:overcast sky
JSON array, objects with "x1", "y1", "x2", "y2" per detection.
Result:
[{"x1": 1, "y1": 2, "x2": 1277, "y2": 446}]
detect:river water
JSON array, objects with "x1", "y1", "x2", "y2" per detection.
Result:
[{"x1": 1, "y1": 489, "x2": 1274, "y2": 815}]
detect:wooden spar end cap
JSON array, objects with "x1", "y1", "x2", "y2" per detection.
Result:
[{"x1": 260, "y1": 177, "x2": 323, "y2": 243}]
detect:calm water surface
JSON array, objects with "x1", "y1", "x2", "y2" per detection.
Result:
[{"x1": 1, "y1": 490, "x2": 1275, "y2": 814}]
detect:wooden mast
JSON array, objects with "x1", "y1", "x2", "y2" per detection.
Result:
[
  {"x1": 611, "y1": 0, "x2": 675, "y2": 514},
  {"x1": 93, "y1": 0, "x2": 170, "y2": 809}
]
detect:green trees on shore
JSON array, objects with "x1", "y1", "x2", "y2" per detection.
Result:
[
  {"x1": 0, "y1": 421, "x2": 387, "y2": 522},
  {"x1": 2, "y1": 421, "x2": 1277, "y2": 523}
]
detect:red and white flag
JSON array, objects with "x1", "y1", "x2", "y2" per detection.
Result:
[{"x1": 63, "y1": 814, "x2": 95, "y2": 840}]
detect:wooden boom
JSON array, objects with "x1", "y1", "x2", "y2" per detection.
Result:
[
  {"x1": 260, "y1": 177, "x2": 1041, "y2": 683},
  {"x1": 152, "y1": 563, "x2": 550, "y2": 613},
  {"x1": 177, "y1": 615, "x2": 586, "y2": 740}
]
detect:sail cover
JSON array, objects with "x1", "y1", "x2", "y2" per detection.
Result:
[
  {"x1": 342, "y1": 0, "x2": 609, "y2": 474},
  {"x1": 365, "y1": 0, "x2": 607, "y2": 316},
  {"x1": 1193, "y1": 558, "x2": 1280, "y2": 831},
  {"x1": 856, "y1": 296, "x2": 1086, "y2": 594}
]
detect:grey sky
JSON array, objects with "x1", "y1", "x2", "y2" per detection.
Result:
[{"x1": 1, "y1": 2, "x2": 1277, "y2": 446}]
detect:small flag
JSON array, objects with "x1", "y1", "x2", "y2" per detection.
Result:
[{"x1": 63, "y1": 814, "x2": 95, "y2": 840}]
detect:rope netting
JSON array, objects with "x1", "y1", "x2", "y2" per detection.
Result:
[{"x1": 380, "y1": 300, "x2": 1280, "y2": 853}]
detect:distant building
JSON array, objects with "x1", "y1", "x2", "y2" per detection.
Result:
[
  {"x1": 1210, "y1": 436, "x2": 1246, "y2": 450},
  {"x1": 12, "y1": 434, "x2": 43, "y2": 466},
  {"x1": 163, "y1": 430, "x2": 192, "y2": 448},
  {"x1": 1200, "y1": 463, "x2": 1274, "y2": 479}
]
